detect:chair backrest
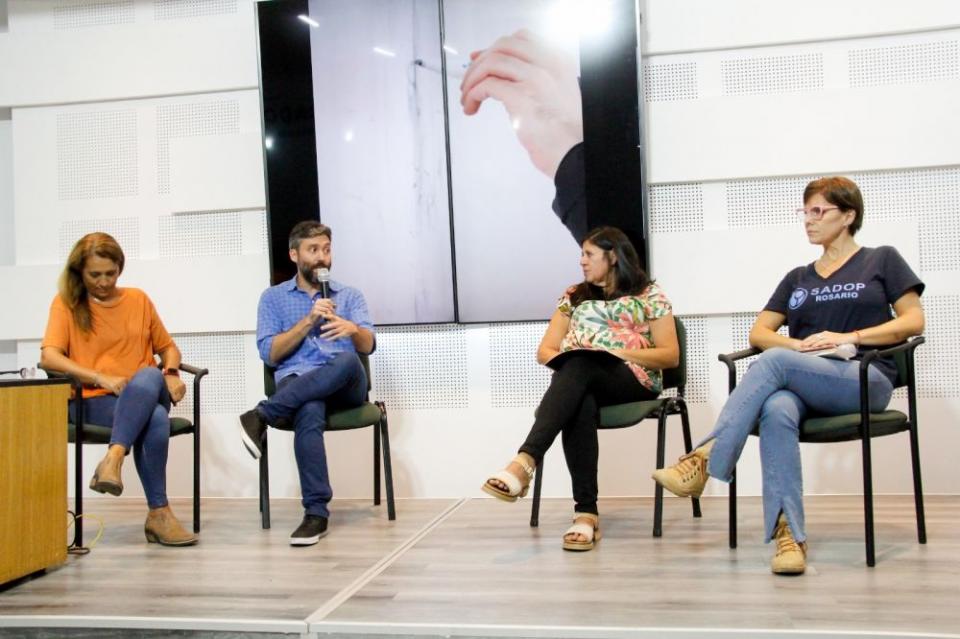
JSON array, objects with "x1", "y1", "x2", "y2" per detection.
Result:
[
  {"x1": 263, "y1": 352, "x2": 373, "y2": 398},
  {"x1": 891, "y1": 349, "x2": 910, "y2": 388},
  {"x1": 661, "y1": 316, "x2": 687, "y2": 392}
]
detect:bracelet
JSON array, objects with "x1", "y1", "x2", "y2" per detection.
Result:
[
  {"x1": 854, "y1": 330, "x2": 862, "y2": 345},
  {"x1": 93, "y1": 372, "x2": 101, "y2": 388}
]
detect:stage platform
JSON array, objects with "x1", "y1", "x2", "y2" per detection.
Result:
[{"x1": 1, "y1": 495, "x2": 957, "y2": 639}]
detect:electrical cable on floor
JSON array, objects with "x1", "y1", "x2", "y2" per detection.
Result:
[{"x1": 66, "y1": 510, "x2": 104, "y2": 555}]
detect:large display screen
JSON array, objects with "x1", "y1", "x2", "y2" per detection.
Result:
[{"x1": 258, "y1": 0, "x2": 644, "y2": 324}]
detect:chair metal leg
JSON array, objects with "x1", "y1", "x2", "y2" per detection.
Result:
[
  {"x1": 377, "y1": 403, "x2": 396, "y2": 521},
  {"x1": 373, "y1": 420, "x2": 382, "y2": 506},
  {"x1": 653, "y1": 411, "x2": 667, "y2": 538},
  {"x1": 679, "y1": 402, "x2": 702, "y2": 518},
  {"x1": 259, "y1": 431, "x2": 271, "y2": 530},
  {"x1": 74, "y1": 393, "x2": 85, "y2": 548},
  {"x1": 861, "y1": 433, "x2": 876, "y2": 567},
  {"x1": 74, "y1": 438, "x2": 84, "y2": 548},
  {"x1": 729, "y1": 468, "x2": 737, "y2": 549},
  {"x1": 193, "y1": 427, "x2": 201, "y2": 534},
  {"x1": 908, "y1": 424, "x2": 927, "y2": 544},
  {"x1": 530, "y1": 459, "x2": 543, "y2": 528}
]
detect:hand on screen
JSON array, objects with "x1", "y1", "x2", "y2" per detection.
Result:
[{"x1": 460, "y1": 29, "x2": 583, "y2": 179}]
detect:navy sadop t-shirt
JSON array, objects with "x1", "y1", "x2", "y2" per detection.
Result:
[{"x1": 765, "y1": 246, "x2": 924, "y2": 385}]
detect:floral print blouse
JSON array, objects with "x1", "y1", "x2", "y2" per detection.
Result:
[{"x1": 557, "y1": 283, "x2": 673, "y2": 392}]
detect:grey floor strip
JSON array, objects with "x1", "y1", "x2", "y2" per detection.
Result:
[
  {"x1": 309, "y1": 621, "x2": 960, "y2": 639},
  {"x1": 305, "y1": 497, "x2": 468, "y2": 625},
  {"x1": 0, "y1": 614, "x2": 306, "y2": 634}
]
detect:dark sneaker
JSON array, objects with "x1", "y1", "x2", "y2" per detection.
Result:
[
  {"x1": 289, "y1": 515, "x2": 329, "y2": 546},
  {"x1": 239, "y1": 409, "x2": 266, "y2": 459}
]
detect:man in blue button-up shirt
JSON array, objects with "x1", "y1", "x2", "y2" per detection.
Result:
[{"x1": 239, "y1": 221, "x2": 375, "y2": 545}]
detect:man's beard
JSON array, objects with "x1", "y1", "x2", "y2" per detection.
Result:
[{"x1": 299, "y1": 262, "x2": 329, "y2": 284}]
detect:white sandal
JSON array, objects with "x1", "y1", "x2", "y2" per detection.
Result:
[
  {"x1": 481, "y1": 455, "x2": 535, "y2": 502},
  {"x1": 562, "y1": 512, "x2": 601, "y2": 551}
]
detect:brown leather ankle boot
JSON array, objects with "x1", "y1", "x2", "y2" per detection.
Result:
[
  {"x1": 144, "y1": 506, "x2": 198, "y2": 546},
  {"x1": 89, "y1": 451, "x2": 124, "y2": 496}
]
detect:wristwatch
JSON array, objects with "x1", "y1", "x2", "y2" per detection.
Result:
[{"x1": 163, "y1": 368, "x2": 180, "y2": 378}]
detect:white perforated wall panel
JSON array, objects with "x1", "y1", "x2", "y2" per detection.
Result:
[
  {"x1": 371, "y1": 325, "x2": 469, "y2": 409},
  {"x1": 643, "y1": 62, "x2": 698, "y2": 102},
  {"x1": 849, "y1": 40, "x2": 959, "y2": 88},
  {"x1": 725, "y1": 175, "x2": 817, "y2": 230},
  {"x1": 53, "y1": 0, "x2": 134, "y2": 29},
  {"x1": 257, "y1": 211, "x2": 268, "y2": 253},
  {"x1": 721, "y1": 53, "x2": 823, "y2": 95},
  {"x1": 169, "y1": 332, "x2": 246, "y2": 417},
  {"x1": 156, "y1": 100, "x2": 240, "y2": 194},
  {"x1": 725, "y1": 167, "x2": 960, "y2": 272},
  {"x1": 915, "y1": 295, "x2": 960, "y2": 399},
  {"x1": 59, "y1": 217, "x2": 140, "y2": 260},
  {"x1": 158, "y1": 211, "x2": 243, "y2": 258},
  {"x1": 153, "y1": 0, "x2": 237, "y2": 20},
  {"x1": 488, "y1": 322, "x2": 551, "y2": 408},
  {"x1": 649, "y1": 183, "x2": 704, "y2": 233},
  {"x1": 57, "y1": 110, "x2": 138, "y2": 200},
  {"x1": 851, "y1": 167, "x2": 960, "y2": 272}
]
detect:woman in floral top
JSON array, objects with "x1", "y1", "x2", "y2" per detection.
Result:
[{"x1": 482, "y1": 226, "x2": 680, "y2": 551}]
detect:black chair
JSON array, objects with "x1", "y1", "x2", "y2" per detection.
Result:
[
  {"x1": 258, "y1": 353, "x2": 395, "y2": 528},
  {"x1": 44, "y1": 363, "x2": 208, "y2": 547},
  {"x1": 718, "y1": 337, "x2": 926, "y2": 567},
  {"x1": 529, "y1": 316, "x2": 701, "y2": 537}
]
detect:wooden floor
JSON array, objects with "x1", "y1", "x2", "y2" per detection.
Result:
[{"x1": 0, "y1": 495, "x2": 957, "y2": 638}]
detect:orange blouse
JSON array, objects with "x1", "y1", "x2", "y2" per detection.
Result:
[{"x1": 42, "y1": 288, "x2": 174, "y2": 398}]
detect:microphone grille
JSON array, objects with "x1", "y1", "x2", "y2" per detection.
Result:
[{"x1": 316, "y1": 268, "x2": 331, "y2": 282}]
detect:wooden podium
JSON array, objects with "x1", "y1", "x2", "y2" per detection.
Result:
[{"x1": 0, "y1": 378, "x2": 71, "y2": 585}]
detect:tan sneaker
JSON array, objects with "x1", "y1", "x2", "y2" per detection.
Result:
[
  {"x1": 651, "y1": 443, "x2": 710, "y2": 498},
  {"x1": 771, "y1": 513, "x2": 807, "y2": 575}
]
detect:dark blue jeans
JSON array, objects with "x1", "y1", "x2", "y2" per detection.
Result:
[
  {"x1": 69, "y1": 367, "x2": 171, "y2": 509},
  {"x1": 257, "y1": 352, "x2": 368, "y2": 518}
]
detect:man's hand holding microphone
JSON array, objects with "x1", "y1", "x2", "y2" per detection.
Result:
[{"x1": 312, "y1": 268, "x2": 359, "y2": 341}]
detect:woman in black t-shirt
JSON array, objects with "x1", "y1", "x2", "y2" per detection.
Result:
[{"x1": 652, "y1": 176, "x2": 924, "y2": 575}]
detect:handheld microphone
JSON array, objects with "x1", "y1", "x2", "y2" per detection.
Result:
[{"x1": 316, "y1": 268, "x2": 331, "y2": 299}]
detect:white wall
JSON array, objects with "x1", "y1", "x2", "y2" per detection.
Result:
[{"x1": 0, "y1": 0, "x2": 956, "y2": 518}]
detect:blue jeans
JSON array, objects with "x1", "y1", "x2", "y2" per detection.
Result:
[
  {"x1": 701, "y1": 348, "x2": 894, "y2": 543},
  {"x1": 69, "y1": 367, "x2": 172, "y2": 509},
  {"x1": 257, "y1": 352, "x2": 368, "y2": 518}
]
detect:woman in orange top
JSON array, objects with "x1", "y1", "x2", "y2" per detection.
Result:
[{"x1": 41, "y1": 233, "x2": 197, "y2": 546}]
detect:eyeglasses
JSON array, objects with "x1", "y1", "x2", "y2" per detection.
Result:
[{"x1": 795, "y1": 206, "x2": 840, "y2": 221}]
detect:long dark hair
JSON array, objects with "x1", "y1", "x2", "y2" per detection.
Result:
[{"x1": 569, "y1": 226, "x2": 651, "y2": 307}]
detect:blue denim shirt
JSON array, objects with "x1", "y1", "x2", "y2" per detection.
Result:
[{"x1": 256, "y1": 275, "x2": 375, "y2": 382}]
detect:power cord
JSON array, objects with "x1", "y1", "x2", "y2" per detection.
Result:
[{"x1": 67, "y1": 510, "x2": 104, "y2": 555}]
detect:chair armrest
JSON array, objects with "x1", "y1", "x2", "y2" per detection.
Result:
[
  {"x1": 718, "y1": 347, "x2": 762, "y2": 367},
  {"x1": 717, "y1": 347, "x2": 761, "y2": 393},
  {"x1": 858, "y1": 335, "x2": 925, "y2": 371},
  {"x1": 178, "y1": 362, "x2": 209, "y2": 380},
  {"x1": 38, "y1": 365, "x2": 83, "y2": 395}
]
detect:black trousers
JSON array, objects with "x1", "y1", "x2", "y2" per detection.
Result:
[{"x1": 519, "y1": 352, "x2": 658, "y2": 515}]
